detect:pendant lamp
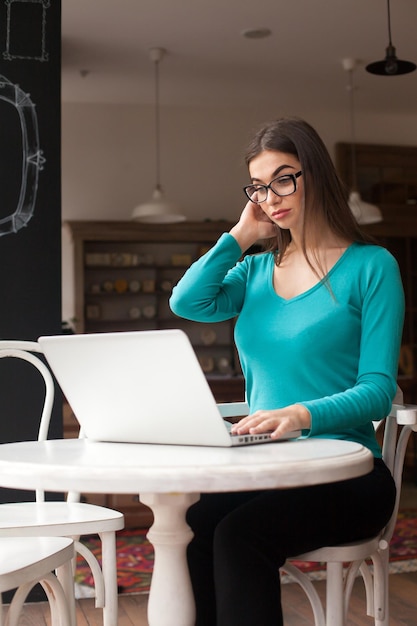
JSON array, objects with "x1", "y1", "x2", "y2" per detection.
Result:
[
  {"x1": 366, "y1": 0, "x2": 416, "y2": 76},
  {"x1": 132, "y1": 48, "x2": 185, "y2": 223},
  {"x1": 342, "y1": 58, "x2": 382, "y2": 225}
]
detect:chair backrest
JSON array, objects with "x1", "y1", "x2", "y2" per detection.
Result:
[
  {"x1": 0, "y1": 341, "x2": 86, "y2": 504},
  {"x1": 377, "y1": 387, "x2": 417, "y2": 546},
  {"x1": 0, "y1": 341, "x2": 58, "y2": 501},
  {"x1": 0, "y1": 341, "x2": 55, "y2": 442},
  {"x1": 375, "y1": 385, "x2": 403, "y2": 473}
]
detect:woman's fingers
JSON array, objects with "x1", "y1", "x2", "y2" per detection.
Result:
[
  {"x1": 231, "y1": 405, "x2": 310, "y2": 436},
  {"x1": 231, "y1": 411, "x2": 278, "y2": 434}
]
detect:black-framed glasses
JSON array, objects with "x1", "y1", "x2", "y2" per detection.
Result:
[{"x1": 243, "y1": 171, "x2": 303, "y2": 204}]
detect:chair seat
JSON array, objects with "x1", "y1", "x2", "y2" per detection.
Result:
[
  {"x1": 0, "y1": 501, "x2": 124, "y2": 536},
  {"x1": 293, "y1": 535, "x2": 382, "y2": 563},
  {"x1": 0, "y1": 536, "x2": 74, "y2": 592}
]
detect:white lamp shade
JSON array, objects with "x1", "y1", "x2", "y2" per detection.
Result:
[
  {"x1": 132, "y1": 187, "x2": 186, "y2": 224},
  {"x1": 348, "y1": 191, "x2": 383, "y2": 225}
]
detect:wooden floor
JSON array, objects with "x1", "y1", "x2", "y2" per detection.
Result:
[{"x1": 17, "y1": 571, "x2": 417, "y2": 625}]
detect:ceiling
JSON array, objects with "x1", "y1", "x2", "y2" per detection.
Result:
[{"x1": 61, "y1": 0, "x2": 417, "y2": 114}]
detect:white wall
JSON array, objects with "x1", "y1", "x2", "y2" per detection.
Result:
[{"x1": 62, "y1": 102, "x2": 417, "y2": 322}]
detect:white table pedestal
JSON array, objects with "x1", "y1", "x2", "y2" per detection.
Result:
[{"x1": 140, "y1": 492, "x2": 200, "y2": 626}]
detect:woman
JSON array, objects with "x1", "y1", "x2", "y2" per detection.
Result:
[{"x1": 169, "y1": 117, "x2": 404, "y2": 626}]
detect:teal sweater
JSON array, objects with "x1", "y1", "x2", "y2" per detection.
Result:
[{"x1": 170, "y1": 234, "x2": 405, "y2": 457}]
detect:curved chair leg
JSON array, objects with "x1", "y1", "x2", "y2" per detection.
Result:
[
  {"x1": 281, "y1": 562, "x2": 326, "y2": 626},
  {"x1": 42, "y1": 572, "x2": 72, "y2": 626},
  {"x1": 41, "y1": 573, "x2": 72, "y2": 626},
  {"x1": 73, "y1": 539, "x2": 105, "y2": 607},
  {"x1": 372, "y1": 550, "x2": 389, "y2": 626},
  {"x1": 344, "y1": 559, "x2": 374, "y2": 619},
  {"x1": 4, "y1": 581, "x2": 37, "y2": 626},
  {"x1": 6, "y1": 572, "x2": 72, "y2": 626},
  {"x1": 74, "y1": 532, "x2": 118, "y2": 626},
  {"x1": 56, "y1": 558, "x2": 77, "y2": 626},
  {"x1": 357, "y1": 561, "x2": 375, "y2": 617}
]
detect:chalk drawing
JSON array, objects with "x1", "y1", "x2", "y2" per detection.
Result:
[
  {"x1": 3, "y1": 0, "x2": 50, "y2": 62},
  {"x1": 0, "y1": 74, "x2": 45, "y2": 236}
]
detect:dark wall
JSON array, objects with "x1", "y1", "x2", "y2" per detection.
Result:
[{"x1": 0, "y1": 0, "x2": 62, "y2": 501}]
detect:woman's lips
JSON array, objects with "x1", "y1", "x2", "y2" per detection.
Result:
[{"x1": 271, "y1": 208, "x2": 291, "y2": 219}]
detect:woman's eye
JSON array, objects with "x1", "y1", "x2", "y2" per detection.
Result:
[{"x1": 276, "y1": 176, "x2": 291, "y2": 186}]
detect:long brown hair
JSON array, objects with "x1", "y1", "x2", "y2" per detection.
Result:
[{"x1": 245, "y1": 117, "x2": 374, "y2": 270}]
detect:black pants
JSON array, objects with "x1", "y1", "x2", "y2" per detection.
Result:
[{"x1": 186, "y1": 458, "x2": 395, "y2": 626}]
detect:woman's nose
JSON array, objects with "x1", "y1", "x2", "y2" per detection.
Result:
[{"x1": 265, "y1": 189, "x2": 282, "y2": 206}]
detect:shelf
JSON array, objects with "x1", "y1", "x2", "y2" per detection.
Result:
[
  {"x1": 85, "y1": 264, "x2": 189, "y2": 271},
  {"x1": 68, "y1": 219, "x2": 241, "y2": 383},
  {"x1": 85, "y1": 294, "x2": 160, "y2": 299}
]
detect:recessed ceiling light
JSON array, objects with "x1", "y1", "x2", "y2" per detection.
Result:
[{"x1": 241, "y1": 27, "x2": 271, "y2": 40}]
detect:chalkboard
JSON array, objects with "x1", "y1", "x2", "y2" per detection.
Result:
[{"x1": 0, "y1": 0, "x2": 63, "y2": 503}]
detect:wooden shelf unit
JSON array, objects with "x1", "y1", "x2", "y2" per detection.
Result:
[{"x1": 67, "y1": 220, "x2": 244, "y2": 383}]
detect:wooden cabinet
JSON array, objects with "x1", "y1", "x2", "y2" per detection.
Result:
[
  {"x1": 336, "y1": 142, "x2": 417, "y2": 209},
  {"x1": 67, "y1": 220, "x2": 244, "y2": 384}
]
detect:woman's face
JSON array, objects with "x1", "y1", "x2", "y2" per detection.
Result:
[{"x1": 248, "y1": 149, "x2": 304, "y2": 233}]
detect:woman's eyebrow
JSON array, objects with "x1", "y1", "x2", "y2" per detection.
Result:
[{"x1": 251, "y1": 163, "x2": 296, "y2": 183}]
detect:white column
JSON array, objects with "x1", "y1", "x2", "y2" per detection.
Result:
[{"x1": 140, "y1": 492, "x2": 199, "y2": 626}]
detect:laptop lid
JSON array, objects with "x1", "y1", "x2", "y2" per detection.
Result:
[{"x1": 39, "y1": 329, "x2": 239, "y2": 446}]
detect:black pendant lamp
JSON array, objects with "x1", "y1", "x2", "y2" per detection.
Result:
[{"x1": 366, "y1": 0, "x2": 416, "y2": 76}]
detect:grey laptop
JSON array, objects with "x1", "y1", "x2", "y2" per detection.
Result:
[{"x1": 38, "y1": 329, "x2": 300, "y2": 447}]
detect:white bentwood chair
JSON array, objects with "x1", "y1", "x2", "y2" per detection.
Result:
[
  {"x1": 0, "y1": 341, "x2": 125, "y2": 626},
  {"x1": 281, "y1": 388, "x2": 417, "y2": 626},
  {"x1": 0, "y1": 536, "x2": 74, "y2": 626}
]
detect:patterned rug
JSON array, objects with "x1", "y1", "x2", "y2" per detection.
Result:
[{"x1": 74, "y1": 508, "x2": 417, "y2": 596}]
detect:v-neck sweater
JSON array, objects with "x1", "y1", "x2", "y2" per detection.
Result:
[{"x1": 170, "y1": 233, "x2": 405, "y2": 457}]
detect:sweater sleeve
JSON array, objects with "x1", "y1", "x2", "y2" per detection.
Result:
[
  {"x1": 169, "y1": 233, "x2": 247, "y2": 322},
  {"x1": 303, "y1": 247, "x2": 405, "y2": 434}
]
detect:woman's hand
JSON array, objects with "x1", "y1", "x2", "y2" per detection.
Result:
[
  {"x1": 230, "y1": 404, "x2": 311, "y2": 439},
  {"x1": 229, "y1": 200, "x2": 277, "y2": 252}
]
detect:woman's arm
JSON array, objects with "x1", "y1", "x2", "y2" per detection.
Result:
[
  {"x1": 170, "y1": 200, "x2": 276, "y2": 322},
  {"x1": 169, "y1": 233, "x2": 247, "y2": 322}
]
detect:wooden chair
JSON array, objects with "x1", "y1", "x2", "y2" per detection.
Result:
[
  {"x1": 0, "y1": 341, "x2": 125, "y2": 626},
  {"x1": 281, "y1": 389, "x2": 417, "y2": 626},
  {"x1": 0, "y1": 536, "x2": 74, "y2": 626}
]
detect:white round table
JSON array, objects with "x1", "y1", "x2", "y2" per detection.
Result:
[{"x1": 0, "y1": 437, "x2": 373, "y2": 626}]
